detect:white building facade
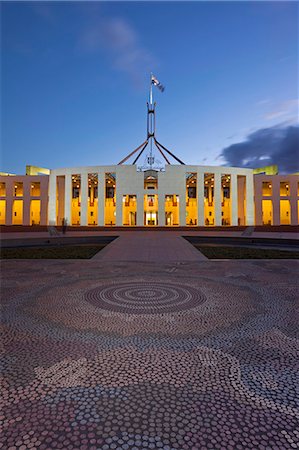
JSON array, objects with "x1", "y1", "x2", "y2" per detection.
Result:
[
  {"x1": 47, "y1": 164, "x2": 255, "y2": 227},
  {"x1": 1, "y1": 164, "x2": 299, "y2": 227}
]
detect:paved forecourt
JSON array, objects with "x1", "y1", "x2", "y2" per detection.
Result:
[{"x1": 1, "y1": 232, "x2": 298, "y2": 449}]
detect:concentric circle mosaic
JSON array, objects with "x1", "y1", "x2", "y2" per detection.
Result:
[{"x1": 84, "y1": 281, "x2": 206, "y2": 314}]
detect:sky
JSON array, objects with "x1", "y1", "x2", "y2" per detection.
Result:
[{"x1": 1, "y1": 1, "x2": 298, "y2": 174}]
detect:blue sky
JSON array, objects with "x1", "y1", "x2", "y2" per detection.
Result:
[{"x1": 1, "y1": 1, "x2": 298, "y2": 174}]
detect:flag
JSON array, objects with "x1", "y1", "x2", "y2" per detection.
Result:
[{"x1": 151, "y1": 74, "x2": 165, "y2": 92}]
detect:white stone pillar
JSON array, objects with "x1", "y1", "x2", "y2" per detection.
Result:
[
  {"x1": 80, "y1": 172, "x2": 88, "y2": 226},
  {"x1": 48, "y1": 173, "x2": 57, "y2": 225},
  {"x1": 254, "y1": 177, "x2": 263, "y2": 226},
  {"x1": 137, "y1": 194, "x2": 144, "y2": 226},
  {"x1": 158, "y1": 194, "x2": 164, "y2": 226},
  {"x1": 238, "y1": 176, "x2": 246, "y2": 225},
  {"x1": 230, "y1": 174, "x2": 238, "y2": 226},
  {"x1": 179, "y1": 190, "x2": 186, "y2": 226},
  {"x1": 23, "y1": 178, "x2": 31, "y2": 226},
  {"x1": 64, "y1": 174, "x2": 72, "y2": 226},
  {"x1": 56, "y1": 177, "x2": 65, "y2": 226},
  {"x1": 40, "y1": 178, "x2": 48, "y2": 225},
  {"x1": 272, "y1": 178, "x2": 280, "y2": 225},
  {"x1": 5, "y1": 177, "x2": 13, "y2": 226},
  {"x1": 97, "y1": 172, "x2": 105, "y2": 226},
  {"x1": 116, "y1": 191, "x2": 122, "y2": 226},
  {"x1": 214, "y1": 172, "x2": 222, "y2": 226},
  {"x1": 197, "y1": 171, "x2": 204, "y2": 226},
  {"x1": 290, "y1": 178, "x2": 298, "y2": 225},
  {"x1": 245, "y1": 173, "x2": 255, "y2": 225}
]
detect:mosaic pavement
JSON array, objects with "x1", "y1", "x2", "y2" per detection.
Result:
[{"x1": 1, "y1": 259, "x2": 299, "y2": 449}]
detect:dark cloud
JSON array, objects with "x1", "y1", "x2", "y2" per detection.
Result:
[{"x1": 219, "y1": 124, "x2": 299, "y2": 174}]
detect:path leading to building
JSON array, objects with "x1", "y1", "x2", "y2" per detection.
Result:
[{"x1": 93, "y1": 231, "x2": 208, "y2": 261}]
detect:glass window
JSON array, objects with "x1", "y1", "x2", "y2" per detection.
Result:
[
  {"x1": 12, "y1": 199, "x2": 23, "y2": 224},
  {"x1": 31, "y1": 182, "x2": 40, "y2": 196},
  {"x1": 0, "y1": 183, "x2": 5, "y2": 196},
  {"x1": 165, "y1": 194, "x2": 179, "y2": 226},
  {"x1": 14, "y1": 182, "x2": 23, "y2": 197},
  {"x1": 204, "y1": 173, "x2": 215, "y2": 226},
  {"x1": 72, "y1": 175, "x2": 81, "y2": 199},
  {"x1": 122, "y1": 195, "x2": 137, "y2": 226},
  {"x1": 280, "y1": 200, "x2": 291, "y2": 225},
  {"x1": 0, "y1": 200, "x2": 6, "y2": 224},
  {"x1": 262, "y1": 182, "x2": 272, "y2": 196},
  {"x1": 144, "y1": 170, "x2": 158, "y2": 189},
  {"x1": 105, "y1": 173, "x2": 116, "y2": 226},
  {"x1": 280, "y1": 182, "x2": 290, "y2": 196},
  {"x1": 71, "y1": 174, "x2": 81, "y2": 226},
  {"x1": 262, "y1": 199, "x2": 273, "y2": 225}
]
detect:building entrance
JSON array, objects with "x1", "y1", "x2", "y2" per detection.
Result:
[{"x1": 145, "y1": 212, "x2": 157, "y2": 226}]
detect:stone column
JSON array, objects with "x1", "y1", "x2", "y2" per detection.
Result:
[
  {"x1": 80, "y1": 172, "x2": 88, "y2": 226},
  {"x1": 137, "y1": 194, "x2": 144, "y2": 226},
  {"x1": 230, "y1": 174, "x2": 238, "y2": 226},
  {"x1": 40, "y1": 178, "x2": 48, "y2": 225},
  {"x1": 272, "y1": 178, "x2": 280, "y2": 226},
  {"x1": 97, "y1": 172, "x2": 105, "y2": 226},
  {"x1": 48, "y1": 173, "x2": 57, "y2": 225},
  {"x1": 56, "y1": 177, "x2": 65, "y2": 226},
  {"x1": 158, "y1": 194, "x2": 164, "y2": 226},
  {"x1": 197, "y1": 171, "x2": 204, "y2": 226},
  {"x1": 64, "y1": 174, "x2": 72, "y2": 226},
  {"x1": 116, "y1": 191, "x2": 122, "y2": 226},
  {"x1": 238, "y1": 176, "x2": 245, "y2": 225},
  {"x1": 214, "y1": 172, "x2": 222, "y2": 226},
  {"x1": 288, "y1": 178, "x2": 297, "y2": 225},
  {"x1": 254, "y1": 177, "x2": 263, "y2": 226},
  {"x1": 23, "y1": 178, "x2": 31, "y2": 226},
  {"x1": 5, "y1": 177, "x2": 13, "y2": 226},
  {"x1": 290, "y1": 197, "x2": 298, "y2": 225},
  {"x1": 179, "y1": 189, "x2": 186, "y2": 227},
  {"x1": 245, "y1": 173, "x2": 255, "y2": 225}
]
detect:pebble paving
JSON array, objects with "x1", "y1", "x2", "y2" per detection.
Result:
[{"x1": 1, "y1": 259, "x2": 299, "y2": 450}]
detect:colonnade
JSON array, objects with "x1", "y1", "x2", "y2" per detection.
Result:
[
  {"x1": 0, "y1": 176, "x2": 48, "y2": 225},
  {"x1": 48, "y1": 166, "x2": 255, "y2": 227}
]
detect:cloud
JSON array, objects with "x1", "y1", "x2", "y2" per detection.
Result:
[
  {"x1": 256, "y1": 99, "x2": 270, "y2": 106},
  {"x1": 264, "y1": 99, "x2": 299, "y2": 121},
  {"x1": 79, "y1": 16, "x2": 154, "y2": 85},
  {"x1": 219, "y1": 124, "x2": 299, "y2": 174}
]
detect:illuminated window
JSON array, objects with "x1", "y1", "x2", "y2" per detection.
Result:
[
  {"x1": 14, "y1": 182, "x2": 23, "y2": 197},
  {"x1": 262, "y1": 182, "x2": 272, "y2": 196},
  {"x1": 31, "y1": 182, "x2": 40, "y2": 196},
  {"x1": 144, "y1": 170, "x2": 158, "y2": 189},
  {"x1": 280, "y1": 182, "x2": 289, "y2": 196},
  {"x1": 280, "y1": 200, "x2": 291, "y2": 225},
  {"x1": 0, "y1": 183, "x2": 5, "y2": 196}
]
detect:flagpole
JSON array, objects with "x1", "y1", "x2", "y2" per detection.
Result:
[
  {"x1": 118, "y1": 73, "x2": 185, "y2": 167},
  {"x1": 149, "y1": 72, "x2": 153, "y2": 105},
  {"x1": 148, "y1": 72, "x2": 154, "y2": 168}
]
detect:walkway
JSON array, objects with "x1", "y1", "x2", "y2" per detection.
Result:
[{"x1": 93, "y1": 231, "x2": 208, "y2": 261}]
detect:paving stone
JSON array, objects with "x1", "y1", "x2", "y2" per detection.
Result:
[{"x1": 1, "y1": 256, "x2": 298, "y2": 449}]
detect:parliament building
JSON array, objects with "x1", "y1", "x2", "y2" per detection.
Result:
[{"x1": 0, "y1": 163, "x2": 298, "y2": 227}]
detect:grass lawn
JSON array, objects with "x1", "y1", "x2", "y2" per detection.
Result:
[
  {"x1": 0, "y1": 245, "x2": 106, "y2": 259},
  {"x1": 194, "y1": 245, "x2": 299, "y2": 259}
]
